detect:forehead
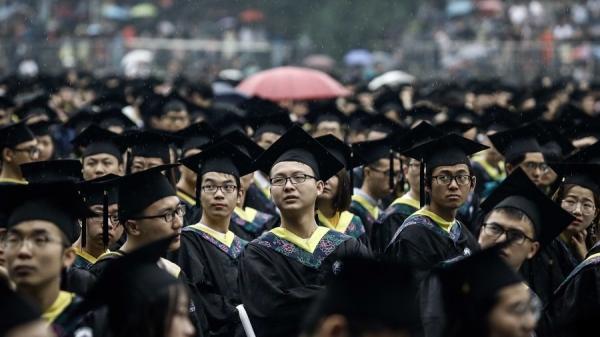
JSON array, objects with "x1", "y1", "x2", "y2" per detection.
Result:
[
  {"x1": 270, "y1": 161, "x2": 315, "y2": 176},
  {"x1": 132, "y1": 156, "x2": 163, "y2": 164},
  {"x1": 16, "y1": 139, "x2": 37, "y2": 148},
  {"x1": 85, "y1": 153, "x2": 118, "y2": 162},
  {"x1": 565, "y1": 185, "x2": 595, "y2": 200},
  {"x1": 487, "y1": 209, "x2": 535, "y2": 235},
  {"x1": 9, "y1": 220, "x2": 62, "y2": 236},
  {"x1": 90, "y1": 203, "x2": 119, "y2": 211},
  {"x1": 147, "y1": 195, "x2": 180, "y2": 211},
  {"x1": 317, "y1": 120, "x2": 341, "y2": 128},
  {"x1": 201, "y1": 172, "x2": 236, "y2": 183},
  {"x1": 431, "y1": 164, "x2": 470, "y2": 174},
  {"x1": 523, "y1": 152, "x2": 544, "y2": 162}
]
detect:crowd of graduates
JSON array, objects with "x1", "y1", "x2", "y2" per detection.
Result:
[{"x1": 0, "y1": 71, "x2": 599, "y2": 337}]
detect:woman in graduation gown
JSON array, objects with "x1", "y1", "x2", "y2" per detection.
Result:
[
  {"x1": 238, "y1": 126, "x2": 370, "y2": 337},
  {"x1": 521, "y1": 163, "x2": 600, "y2": 306},
  {"x1": 315, "y1": 135, "x2": 369, "y2": 246}
]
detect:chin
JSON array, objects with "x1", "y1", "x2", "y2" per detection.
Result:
[{"x1": 168, "y1": 241, "x2": 180, "y2": 252}]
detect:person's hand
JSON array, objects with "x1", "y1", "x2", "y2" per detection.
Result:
[{"x1": 571, "y1": 229, "x2": 588, "y2": 260}]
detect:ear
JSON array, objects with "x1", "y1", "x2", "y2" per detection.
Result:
[
  {"x1": 316, "y1": 315, "x2": 349, "y2": 337},
  {"x1": 2, "y1": 148, "x2": 12, "y2": 163},
  {"x1": 117, "y1": 163, "x2": 125, "y2": 175},
  {"x1": 125, "y1": 220, "x2": 141, "y2": 236},
  {"x1": 316, "y1": 180, "x2": 325, "y2": 196},
  {"x1": 528, "y1": 241, "x2": 541, "y2": 259},
  {"x1": 469, "y1": 175, "x2": 477, "y2": 192},
  {"x1": 62, "y1": 247, "x2": 77, "y2": 269}
]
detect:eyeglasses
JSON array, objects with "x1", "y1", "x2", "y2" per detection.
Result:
[
  {"x1": 482, "y1": 222, "x2": 535, "y2": 245},
  {"x1": 507, "y1": 291, "x2": 542, "y2": 322},
  {"x1": 130, "y1": 204, "x2": 186, "y2": 223},
  {"x1": 12, "y1": 145, "x2": 39, "y2": 157},
  {"x1": 270, "y1": 174, "x2": 316, "y2": 186},
  {"x1": 431, "y1": 174, "x2": 472, "y2": 186},
  {"x1": 561, "y1": 198, "x2": 596, "y2": 216},
  {"x1": 201, "y1": 184, "x2": 238, "y2": 194},
  {"x1": 2, "y1": 233, "x2": 65, "y2": 250},
  {"x1": 87, "y1": 213, "x2": 121, "y2": 226},
  {"x1": 522, "y1": 161, "x2": 549, "y2": 173}
]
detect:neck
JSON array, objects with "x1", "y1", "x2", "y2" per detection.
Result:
[
  {"x1": 426, "y1": 202, "x2": 457, "y2": 222},
  {"x1": 0, "y1": 165, "x2": 22, "y2": 181},
  {"x1": 280, "y1": 208, "x2": 319, "y2": 239},
  {"x1": 176, "y1": 179, "x2": 195, "y2": 197},
  {"x1": 119, "y1": 239, "x2": 142, "y2": 254},
  {"x1": 85, "y1": 239, "x2": 106, "y2": 258},
  {"x1": 408, "y1": 188, "x2": 420, "y2": 202},
  {"x1": 200, "y1": 213, "x2": 231, "y2": 234},
  {"x1": 316, "y1": 199, "x2": 337, "y2": 218},
  {"x1": 17, "y1": 277, "x2": 61, "y2": 313},
  {"x1": 360, "y1": 183, "x2": 378, "y2": 202}
]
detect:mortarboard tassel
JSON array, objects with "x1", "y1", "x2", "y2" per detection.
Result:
[
  {"x1": 102, "y1": 189, "x2": 109, "y2": 249},
  {"x1": 349, "y1": 152, "x2": 355, "y2": 195},
  {"x1": 419, "y1": 159, "x2": 426, "y2": 208},
  {"x1": 195, "y1": 177, "x2": 201, "y2": 206},
  {"x1": 399, "y1": 158, "x2": 406, "y2": 193},
  {"x1": 388, "y1": 150, "x2": 394, "y2": 192},
  {"x1": 81, "y1": 218, "x2": 87, "y2": 247}
]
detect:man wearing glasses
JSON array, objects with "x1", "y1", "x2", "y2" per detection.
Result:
[
  {"x1": 489, "y1": 123, "x2": 549, "y2": 189},
  {"x1": 173, "y1": 141, "x2": 254, "y2": 337},
  {"x1": 238, "y1": 126, "x2": 369, "y2": 337},
  {"x1": 0, "y1": 121, "x2": 39, "y2": 185},
  {"x1": 478, "y1": 168, "x2": 574, "y2": 272}
]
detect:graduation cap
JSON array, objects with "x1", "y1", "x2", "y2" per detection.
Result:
[
  {"x1": 180, "y1": 141, "x2": 254, "y2": 205},
  {"x1": 347, "y1": 109, "x2": 372, "y2": 133},
  {"x1": 405, "y1": 105, "x2": 440, "y2": 124},
  {"x1": 480, "y1": 105, "x2": 519, "y2": 132},
  {"x1": 254, "y1": 125, "x2": 344, "y2": 181},
  {"x1": 480, "y1": 168, "x2": 574, "y2": 246},
  {"x1": 550, "y1": 163, "x2": 600, "y2": 197},
  {"x1": 243, "y1": 96, "x2": 292, "y2": 137},
  {"x1": 565, "y1": 141, "x2": 600, "y2": 164},
  {"x1": 306, "y1": 101, "x2": 348, "y2": 126},
  {"x1": 209, "y1": 107, "x2": 247, "y2": 135},
  {"x1": 20, "y1": 159, "x2": 82, "y2": 184},
  {"x1": 0, "y1": 280, "x2": 42, "y2": 336},
  {"x1": 393, "y1": 121, "x2": 444, "y2": 152},
  {"x1": 316, "y1": 135, "x2": 363, "y2": 170},
  {"x1": 367, "y1": 114, "x2": 405, "y2": 135},
  {"x1": 175, "y1": 121, "x2": 218, "y2": 154},
  {"x1": 220, "y1": 129, "x2": 265, "y2": 159},
  {"x1": 116, "y1": 164, "x2": 178, "y2": 223},
  {"x1": 0, "y1": 96, "x2": 15, "y2": 109},
  {"x1": 121, "y1": 129, "x2": 179, "y2": 165},
  {"x1": 488, "y1": 123, "x2": 545, "y2": 164},
  {"x1": 0, "y1": 181, "x2": 94, "y2": 244},
  {"x1": 78, "y1": 174, "x2": 119, "y2": 248},
  {"x1": 403, "y1": 133, "x2": 488, "y2": 207},
  {"x1": 352, "y1": 136, "x2": 399, "y2": 191},
  {"x1": 73, "y1": 236, "x2": 179, "y2": 328},
  {"x1": 435, "y1": 120, "x2": 476, "y2": 135},
  {"x1": 94, "y1": 106, "x2": 137, "y2": 131},
  {"x1": 303, "y1": 257, "x2": 420, "y2": 335},
  {"x1": 13, "y1": 95, "x2": 58, "y2": 121},
  {"x1": 447, "y1": 106, "x2": 479, "y2": 124},
  {"x1": 538, "y1": 121, "x2": 576, "y2": 162},
  {"x1": 64, "y1": 106, "x2": 97, "y2": 133},
  {"x1": 437, "y1": 246, "x2": 523, "y2": 334},
  {"x1": 71, "y1": 124, "x2": 125, "y2": 162},
  {"x1": 0, "y1": 120, "x2": 35, "y2": 149},
  {"x1": 27, "y1": 120, "x2": 54, "y2": 137}
]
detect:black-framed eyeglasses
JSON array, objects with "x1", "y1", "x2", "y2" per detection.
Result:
[
  {"x1": 129, "y1": 204, "x2": 186, "y2": 223},
  {"x1": 2, "y1": 232, "x2": 66, "y2": 250},
  {"x1": 201, "y1": 184, "x2": 238, "y2": 194},
  {"x1": 270, "y1": 174, "x2": 317, "y2": 186},
  {"x1": 522, "y1": 161, "x2": 549, "y2": 173},
  {"x1": 431, "y1": 174, "x2": 472, "y2": 186},
  {"x1": 482, "y1": 222, "x2": 535, "y2": 245},
  {"x1": 12, "y1": 145, "x2": 39, "y2": 157}
]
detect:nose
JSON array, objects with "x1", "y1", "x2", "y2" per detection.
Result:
[
  {"x1": 283, "y1": 178, "x2": 295, "y2": 191},
  {"x1": 522, "y1": 311, "x2": 537, "y2": 332},
  {"x1": 448, "y1": 179, "x2": 459, "y2": 189},
  {"x1": 16, "y1": 240, "x2": 34, "y2": 259}
]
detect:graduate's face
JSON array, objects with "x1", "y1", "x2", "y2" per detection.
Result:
[
  {"x1": 4, "y1": 220, "x2": 75, "y2": 289},
  {"x1": 478, "y1": 210, "x2": 539, "y2": 271},
  {"x1": 488, "y1": 283, "x2": 538, "y2": 337},
  {"x1": 200, "y1": 172, "x2": 239, "y2": 220},
  {"x1": 310, "y1": 314, "x2": 412, "y2": 337},
  {"x1": 4, "y1": 139, "x2": 39, "y2": 169},
  {"x1": 270, "y1": 161, "x2": 324, "y2": 213},
  {"x1": 560, "y1": 185, "x2": 598, "y2": 234},
  {"x1": 515, "y1": 152, "x2": 546, "y2": 187},
  {"x1": 365, "y1": 158, "x2": 401, "y2": 198},
  {"x1": 320, "y1": 174, "x2": 340, "y2": 202},
  {"x1": 131, "y1": 156, "x2": 165, "y2": 173},
  {"x1": 129, "y1": 196, "x2": 184, "y2": 251},
  {"x1": 314, "y1": 121, "x2": 344, "y2": 140},
  {"x1": 83, "y1": 153, "x2": 123, "y2": 180},
  {"x1": 87, "y1": 204, "x2": 121, "y2": 247},
  {"x1": 405, "y1": 159, "x2": 421, "y2": 194},
  {"x1": 4, "y1": 320, "x2": 55, "y2": 337},
  {"x1": 256, "y1": 132, "x2": 281, "y2": 150},
  {"x1": 427, "y1": 164, "x2": 474, "y2": 210},
  {"x1": 36, "y1": 135, "x2": 54, "y2": 161}
]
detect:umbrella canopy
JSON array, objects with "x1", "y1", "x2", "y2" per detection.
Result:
[
  {"x1": 368, "y1": 70, "x2": 415, "y2": 91},
  {"x1": 477, "y1": 0, "x2": 503, "y2": 16},
  {"x1": 344, "y1": 49, "x2": 373, "y2": 67},
  {"x1": 236, "y1": 66, "x2": 350, "y2": 101}
]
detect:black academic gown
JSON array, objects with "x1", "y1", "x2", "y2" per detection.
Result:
[
  {"x1": 170, "y1": 225, "x2": 247, "y2": 337},
  {"x1": 178, "y1": 189, "x2": 202, "y2": 227},
  {"x1": 384, "y1": 212, "x2": 479, "y2": 337},
  {"x1": 543, "y1": 243, "x2": 600, "y2": 337},
  {"x1": 90, "y1": 250, "x2": 208, "y2": 337},
  {"x1": 48, "y1": 293, "x2": 96, "y2": 337},
  {"x1": 520, "y1": 238, "x2": 580, "y2": 307},
  {"x1": 238, "y1": 229, "x2": 369, "y2": 337},
  {"x1": 371, "y1": 200, "x2": 418, "y2": 255},
  {"x1": 62, "y1": 267, "x2": 96, "y2": 297}
]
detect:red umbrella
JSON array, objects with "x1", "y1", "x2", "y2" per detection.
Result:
[
  {"x1": 236, "y1": 66, "x2": 350, "y2": 101},
  {"x1": 239, "y1": 9, "x2": 265, "y2": 23}
]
